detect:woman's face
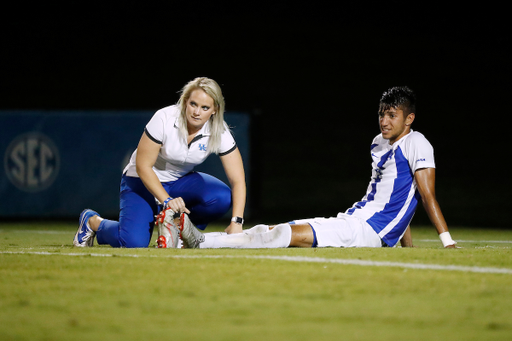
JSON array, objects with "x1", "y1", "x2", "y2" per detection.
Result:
[{"x1": 185, "y1": 89, "x2": 216, "y2": 134}]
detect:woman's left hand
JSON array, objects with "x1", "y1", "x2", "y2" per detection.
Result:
[{"x1": 225, "y1": 222, "x2": 243, "y2": 234}]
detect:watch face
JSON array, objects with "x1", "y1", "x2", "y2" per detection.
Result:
[{"x1": 233, "y1": 217, "x2": 243, "y2": 224}]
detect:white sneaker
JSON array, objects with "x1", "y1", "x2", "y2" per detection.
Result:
[
  {"x1": 179, "y1": 213, "x2": 205, "y2": 249},
  {"x1": 155, "y1": 208, "x2": 179, "y2": 248}
]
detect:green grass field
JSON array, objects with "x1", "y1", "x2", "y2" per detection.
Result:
[{"x1": 1, "y1": 222, "x2": 512, "y2": 341}]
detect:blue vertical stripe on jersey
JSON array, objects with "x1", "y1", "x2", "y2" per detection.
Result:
[
  {"x1": 347, "y1": 148, "x2": 394, "y2": 214},
  {"x1": 381, "y1": 190, "x2": 420, "y2": 246},
  {"x1": 366, "y1": 146, "x2": 416, "y2": 241}
]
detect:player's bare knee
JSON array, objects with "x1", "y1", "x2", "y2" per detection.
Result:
[{"x1": 289, "y1": 224, "x2": 314, "y2": 248}]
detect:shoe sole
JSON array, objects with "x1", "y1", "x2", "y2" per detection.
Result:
[
  {"x1": 157, "y1": 235, "x2": 167, "y2": 248},
  {"x1": 156, "y1": 209, "x2": 168, "y2": 248},
  {"x1": 156, "y1": 208, "x2": 178, "y2": 248},
  {"x1": 179, "y1": 213, "x2": 189, "y2": 248},
  {"x1": 179, "y1": 213, "x2": 185, "y2": 237}
]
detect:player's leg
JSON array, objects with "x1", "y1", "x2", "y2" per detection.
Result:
[
  {"x1": 183, "y1": 222, "x2": 314, "y2": 249},
  {"x1": 194, "y1": 217, "x2": 381, "y2": 249},
  {"x1": 184, "y1": 223, "x2": 293, "y2": 249},
  {"x1": 168, "y1": 172, "x2": 232, "y2": 230},
  {"x1": 196, "y1": 224, "x2": 270, "y2": 241},
  {"x1": 298, "y1": 216, "x2": 382, "y2": 248},
  {"x1": 242, "y1": 224, "x2": 270, "y2": 234},
  {"x1": 242, "y1": 223, "x2": 315, "y2": 246},
  {"x1": 288, "y1": 224, "x2": 315, "y2": 247}
]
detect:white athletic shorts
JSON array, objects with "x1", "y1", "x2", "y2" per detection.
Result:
[{"x1": 290, "y1": 214, "x2": 382, "y2": 248}]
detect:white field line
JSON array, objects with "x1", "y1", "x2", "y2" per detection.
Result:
[
  {"x1": 1, "y1": 250, "x2": 512, "y2": 274},
  {"x1": 417, "y1": 239, "x2": 512, "y2": 243},
  {"x1": 0, "y1": 230, "x2": 70, "y2": 234}
]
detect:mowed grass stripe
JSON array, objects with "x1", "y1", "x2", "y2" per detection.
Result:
[{"x1": 2, "y1": 250, "x2": 512, "y2": 275}]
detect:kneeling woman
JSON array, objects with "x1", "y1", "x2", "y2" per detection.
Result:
[{"x1": 74, "y1": 77, "x2": 246, "y2": 248}]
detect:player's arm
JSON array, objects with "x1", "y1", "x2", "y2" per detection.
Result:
[
  {"x1": 415, "y1": 168, "x2": 457, "y2": 248},
  {"x1": 135, "y1": 132, "x2": 189, "y2": 213},
  {"x1": 220, "y1": 147, "x2": 246, "y2": 234},
  {"x1": 400, "y1": 225, "x2": 414, "y2": 247}
]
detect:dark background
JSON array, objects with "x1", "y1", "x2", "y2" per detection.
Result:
[{"x1": 2, "y1": 2, "x2": 509, "y2": 227}]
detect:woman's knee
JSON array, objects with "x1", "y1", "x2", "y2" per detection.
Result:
[{"x1": 120, "y1": 225, "x2": 153, "y2": 248}]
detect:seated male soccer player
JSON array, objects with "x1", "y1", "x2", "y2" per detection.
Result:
[{"x1": 173, "y1": 86, "x2": 457, "y2": 249}]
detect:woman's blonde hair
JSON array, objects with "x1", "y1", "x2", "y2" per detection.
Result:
[{"x1": 177, "y1": 77, "x2": 227, "y2": 154}]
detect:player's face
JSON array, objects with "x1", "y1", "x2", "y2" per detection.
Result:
[
  {"x1": 379, "y1": 107, "x2": 414, "y2": 144},
  {"x1": 185, "y1": 89, "x2": 216, "y2": 134}
]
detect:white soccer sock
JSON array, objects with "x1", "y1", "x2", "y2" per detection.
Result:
[
  {"x1": 200, "y1": 223, "x2": 291, "y2": 249},
  {"x1": 205, "y1": 232, "x2": 227, "y2": 237},
  {"x1": 243, "y1": 224, "x2": 270, "y2": 234}
]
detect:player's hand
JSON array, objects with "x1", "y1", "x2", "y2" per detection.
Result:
[
  {"x1": 225, "y1": 222, "x2": 243, "y2": 234},
  {"x1": 165, "y1": 197, "x2": 190, "y2": 214}
]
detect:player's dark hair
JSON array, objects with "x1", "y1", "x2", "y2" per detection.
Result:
[{"x1": 379, "y1": 86, "x2": 416, "y2": 116}]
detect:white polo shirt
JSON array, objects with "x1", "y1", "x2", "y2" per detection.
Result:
[
  {"x1": 123, "y1": 105, "x2": 237, "y2": 182},
  {"x1": 344, "y1": 130, "x2": 435, "y2": 246}
]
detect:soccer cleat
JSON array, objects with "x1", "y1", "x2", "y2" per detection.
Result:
[
  {"x1": 155, "y1": 208, "x2": 179, "y2": 248},
  {"x1": 73, "y1": 209, "x2": 99, "y2": 247},
  {"x1": 179, "y1": 213, "x2": 205, "y2": 249}
]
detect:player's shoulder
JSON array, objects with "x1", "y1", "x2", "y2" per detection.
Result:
[
  {"x1": 398, "y1": 131, "x2": 434, "y2": 156},
  {"x1": 371, "y1": 133, "x2": 385, "y2": 145},
  {"x1": 403, "y1": 131, "x2": 432, "y2": 146},
  {"x1": 369, "y1": 134, "x2": 385, "y2": 154}
]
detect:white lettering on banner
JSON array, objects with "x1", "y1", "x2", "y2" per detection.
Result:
[{"x1": 3, "y1": 132, "x2": 60, "y2": 192}]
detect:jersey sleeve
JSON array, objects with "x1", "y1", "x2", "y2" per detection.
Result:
[
  {"x1": 406, "y1": 133, "x2": 436, "y2": 173},
  {"x1": 370, "y1": 134, "x2": 383, "y2": 150},
  {"x1": 144, "y1": 109, "x2": 167, "y2": 144},
  {"x1": 218, "y1": 123, "x2": 237, "y2": 156}
]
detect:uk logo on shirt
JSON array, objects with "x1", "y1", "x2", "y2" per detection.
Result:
[{"x1": 199, "y1": 144, "x2": 207, "y2": 151}]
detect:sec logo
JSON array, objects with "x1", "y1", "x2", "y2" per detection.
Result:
[{"x1": 3, "y1": 132, "x2": 60, "y2": 192}]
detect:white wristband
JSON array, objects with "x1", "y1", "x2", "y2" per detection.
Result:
[{"x1": 439, "y1": 232, "x2": 456, "y2": 247}]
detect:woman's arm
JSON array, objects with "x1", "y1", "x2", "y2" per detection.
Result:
[
  {"x1": 135, "y1": 132, "x2": 189, "y2": 213},
  {"x1": 220, "y1": 147, "x2": 246, "y2": 234}
]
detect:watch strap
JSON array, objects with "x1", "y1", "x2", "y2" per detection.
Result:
[{"x1": 231, "y1": 216, "x2": 244, "y2": 225}]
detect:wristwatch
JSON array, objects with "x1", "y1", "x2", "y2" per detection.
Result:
[{"x1": 231, "y1": 216, "x2": 244, "y2": 225}]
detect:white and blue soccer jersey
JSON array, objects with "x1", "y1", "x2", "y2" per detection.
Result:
[{"x1": 344, "y1": 130, "x2": 435, "y2": 247}]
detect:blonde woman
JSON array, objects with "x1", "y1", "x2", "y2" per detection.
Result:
[{"x1": 74, "y1": 77, "x2": 246, "y2": 248}]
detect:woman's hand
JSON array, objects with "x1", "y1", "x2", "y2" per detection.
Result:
[
  {"x1": 165, "y1": 197, "x2": 190, "y2": 214},
  {"x1": 225, "y1": 222, "x2": 243, "y2": 234}
]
